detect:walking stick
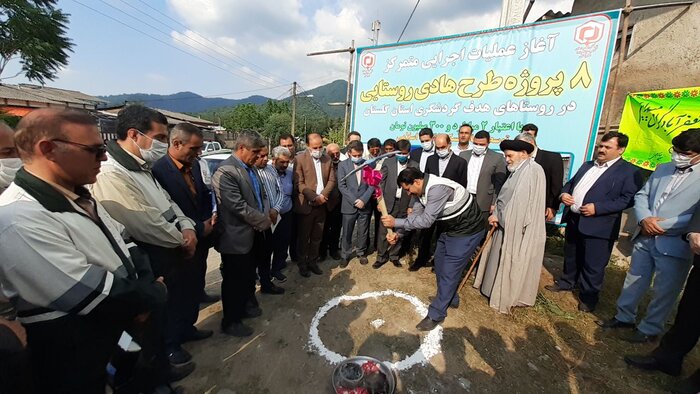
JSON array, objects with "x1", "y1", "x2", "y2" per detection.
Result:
[{"x1": 458, "y1": 225, "x2": 496, "y2": 293}]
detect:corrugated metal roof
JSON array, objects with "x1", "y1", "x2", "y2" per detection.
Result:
[
  {"x1": 98, "y1": 106, "x2": 217, "y2": 128},
  {"x1": 0, "y1": 84, "x2": 106, "y2": 106}
]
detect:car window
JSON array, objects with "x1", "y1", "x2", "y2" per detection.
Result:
[{"x1": 206, "y1": 159, "x2": 224, "y2": 175}]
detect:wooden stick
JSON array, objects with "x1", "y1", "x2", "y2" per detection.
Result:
[
  {"x1": 376, "y1": 195, "x2": 394, "y2": 236},
  {"x1": 458, "y1": 226, "x2": 496, "y2": 293}
]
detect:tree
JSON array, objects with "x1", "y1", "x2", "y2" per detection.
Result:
[
  {"x1": 0, "y1": 0, "x2": 73, "y2": 84},
  {"x1": 263, "y1": 112, "x2": 291, "y2": 143},
  {"x1": 225, "y1": 103, "x2": 264, "y2": 132}
]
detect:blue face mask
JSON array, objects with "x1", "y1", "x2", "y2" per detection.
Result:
[
  {"x1": 351, "y1": 156, "x2": 365, "y2": 165},
  {"x1": 396, "y1": 154, "x2": 409, "y2": 164}
]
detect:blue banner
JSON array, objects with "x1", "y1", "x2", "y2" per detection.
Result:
[{"x1": 351, "y1": 10, "x2": 621, "y2": 178}]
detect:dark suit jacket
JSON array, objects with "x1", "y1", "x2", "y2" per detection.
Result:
[
  {"x1": 534, "y1": 148, "x2": 564, "y2": 211},
  {"x1": 425, "y1": 153, "x2": 467, "y2": 187},
  {"x1": 152, "y1": 155, "x2": 213, "y2": 239},
  {"x1": 327, "y1": 162, "x2": 341, "y2": 211},
  {"x1": 688, "y1": 203, "x2": 700, "y2": 235},
  {"x1": 293, "y1": 150, "x2": 336, "y2": 215},
  {"x1": 380, "y1": 157, "x2": 411, "y2": 214},
  {"x1": 409, "y1": 147, "x2": 433, "y2": 171},
  {"x1": 562, "y1": 158, "x2": 643, "y2": 240},
  {"x1": 459, "y1": 149, "x2": 507, "y2": 212},
  {"x1": 336, "y1": 159, "x2": 374, "y2": 215}
]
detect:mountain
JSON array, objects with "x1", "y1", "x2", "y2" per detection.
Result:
[
  {"x1": 283, "y1": 79, "x2": 349, "y2": 118},
  {"x1": 97, "y1": 91, "x2": 270, "y2": 113}
]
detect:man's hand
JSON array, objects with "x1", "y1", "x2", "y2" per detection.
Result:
[
  {"x1": 354, "y1": 199, "x2": 365, "y2": 209},
  {"x1": 640, "y1": 217, "x2": 666, "y2": 236},
  {"x1": 407, "y1": 207, "x2": 413, "y2": 215},
  {"x1": 688, "y1": 233, "x2": 700, "y2": 255},
  {"x1": 488, "y1": 214, "x2": 499, "y2": 227},
  {"x1": 545, "y1": 207, "x2": 556, "y2": 221},
  {"x1": 579, "y1": 204, "x2": 595, "y2": 217},
  {"x1": 203, "y1": 218, "x2": 214, "y2": 237},
  {"x1": 314, "y1": 194, "x2": 327, "y2": 205},
  {"x1": 182, "y1": 229, "x2": 197, "y2": 258},
  {"x1": 269, "y1": 208, "x2": 279, "y2": 224},
  {"x1": 561, "y1": 193, "x2": 575, "y2": 206},
  {"x1": 211, "y1": 212, "x2": 218, "y2": 226},
  {"x1": 489, "y1": 205, "x2": 495, "y2": 214},
  {"x1": 381, "y1": 214, "x2": 396, "y2": 228},
  {"x1": 386, "y1": 232, "x2": 400, "y2": 245}
]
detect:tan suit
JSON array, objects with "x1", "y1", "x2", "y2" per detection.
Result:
[{"x1": 293, "y1": 150, "x2": 336, "y2": 264}]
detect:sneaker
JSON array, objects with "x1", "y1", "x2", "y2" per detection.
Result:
[
  {"x1": 271, "y1": 271, "x2": 287, "y2": 283},
  {"x1": 222, "y1": 322, "x2": 254, "y2": 337}
]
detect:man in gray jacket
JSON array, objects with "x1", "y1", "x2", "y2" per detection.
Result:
[
  {"x1": 458, "y1": 130, "x2": 507, "y2": 215},
  {"x1": 212, "y1": 133, "x2": 272, "y2": 337}
]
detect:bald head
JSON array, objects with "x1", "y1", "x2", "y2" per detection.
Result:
[
  {"x1": 435, "y1": 134, "x2": 451, "y2": 145},
  {"x1": 15, "y1": 108, "x2": 96, "y2": 160},
  {"x1": 0, "y1": 122, "x2": 17, "y2": 159},
  {"x1": 326, "y1": 143, "x2": 340, "y2": 163}
]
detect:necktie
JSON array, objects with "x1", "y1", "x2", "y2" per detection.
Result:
[
  {"x1": 75, "y1": 195, "x2": 99, "y2": 222},
  {"x1": 246, "y1": 166, "x2": 264, "y2": 211}
]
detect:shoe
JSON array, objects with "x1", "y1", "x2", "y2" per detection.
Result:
[
  {"x1": 578, "y1": 302, "x2": 594, "y2": 313},
  {"x1": 391, "y1": 260, "x2": 402, "y2": 267},
  {"x1": 544, "y1": 283, "x2": 573, "y2": 293},
  {"x1": 200, "y1": 292, "x2": 220, "y2": 303},
  {"x1": 330, "y1": 251, "x2": 342, "y2": 260},
  {"x1": 271, "y1": 271, "x2": 287, "y2": 283},
  {"x1": 372, "y1": 260, "x2": 387, "y2": 269},
  {"x1": 243, "y1": 306, "x2": 262, "y2": 318},
  {"x1": 182, "y1": 328, "x2": 213, "y2": 343},
  {"x1": 222, "y1": 322, "x2": 254, "y2": 337},
  {"x1": 620, "y1": 329, "x2": 658, "y2": 344},
  {"x1": 408, "y1": 261, "x2": 426, "y2": 272},
  {"x1": 261, "y1": 283, "x2": 285, "y2": 295},
  {"x1": 153, "y1": 384, "x2": 186, "y2": 394},
  {"x1": 168, "y1": 361, "x2": 195, "y2": 382},
  {"x1": 359, "y1": 256, "x2": 369, "y2": 265},
  {"x1": 416, "y1": 316, "x2": 441, "y2": 331},
  {"x1": 168, "y1": 348, "x2": 192, "y2": 365},
  {"x1": 624, "y1": 354, "x2": 681, "y2": 376},
  {"x1": 308, "y1": 262, "x2": 323, "y2": 275},
  {"x1": 671, "y1": 373, "x2": 700, "y2": 394},
  {"x1": 596, "y1": 318, "x2": 635, "y2": 329},
  {"x1": 339, "y1": 258, "x2": 349, "y2": 268},
  {"x1": 318, "y1": 252, "x2": 327, "y2": 261},
  {"x1": 429, "y1": 296, "x2": 459, "y2": 309},
  {"x1": 299, "y1": 263, "x2": 311, "y2": 278}
]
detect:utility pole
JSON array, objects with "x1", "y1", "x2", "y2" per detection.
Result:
[
  {"x1": 371, "y1": 20, "x2": 381, "y2": 45},
  {"x1": 307, "y1": 40, "x2": 355, "y2": 140},
  {"x1": 291, "y1": 81, "x2": 297, "y2": 136}
]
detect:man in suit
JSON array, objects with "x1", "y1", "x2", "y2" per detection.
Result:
[
  {"x1": 294, "y1": 132, "x2": 336, "y2": 277},
  {"x1": 152, "y1": 123, "x2": 215, "y2": 359},
  {"x1": 599, "y1": 129, "x2": 700, "y2": 343},
  {"x1": 337, "y1": 140, "x2": 374, "y2": 267},
  {"x1": 339, "y1": 131, "x2": 362, "y2": 161},
  {"x1": 375, "y1": 139, "x2": 413, "y2": 268},
  {"x1": 212, "y1": 133, "x2": 271, "y2": 337},
  {"x1": 452, "y1": 123, "x2": 473, "y2": 155},
  {"x1": 624, "y1": 201, "x2": 700, "y2": 394},
  {"x1": 520, "y1": 124, "x2": 564, "y2": 221},
  {"x1": 409, "y1": 127, "x2": 435, "y2": 172},
  {"x1": 320, "y1": 143, "x2": 342, "y2": 261},
  {"x1": 545, "y1": 132, "x2": 643, "y2": 312},
  {"x1": 458, "y1": 130, "x2": 507, "y2": 215}
]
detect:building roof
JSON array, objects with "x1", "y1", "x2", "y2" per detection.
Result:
[
  {"x1": 98, "y1": 104, "x2": 217, "y2": 128},
  {"x1": 0, "y1": 83, "x2": 106, "y2": 108}
]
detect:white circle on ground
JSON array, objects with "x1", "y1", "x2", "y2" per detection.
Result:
[{"x1": 308, "y1": 289, "x2": 443, "y2": 371}]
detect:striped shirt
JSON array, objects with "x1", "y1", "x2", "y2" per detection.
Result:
[{"x1": 258, "y1": 164, "x2": 285, "y2": 213}]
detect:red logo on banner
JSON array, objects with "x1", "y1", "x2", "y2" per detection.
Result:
[
  {"x1": 360, "y1": 52, "x2": 376, "y2": 77},
  {"x1": 574, "y1": 20, "x2": 605, "y2": 45}
]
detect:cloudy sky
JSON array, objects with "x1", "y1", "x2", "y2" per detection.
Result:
[{"x1": 5, "y1": 0, "x2": 573, "y2": 99}]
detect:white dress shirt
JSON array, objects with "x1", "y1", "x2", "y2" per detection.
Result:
[
  {"x1": 396, "y1": 162, "x2": 407, "y2": 198},
  {"x1": 452, "y1": 143, "x2": 472, "y2": 155},
  {"x1": 571, "y1": 156, "x2": 621, "y2": 213},
  {"x1": 466, "y1": 151, "x2": 486, "y2": 194},
  {"x1": 419, "y1": 149, "x2": 434, "y2": 172},
  {"x1": 438, "y1": 152, "x2": 452, "y2": 176},
  {"x1": 313, "y1": 157, "x2": 324, "y2": 194}
]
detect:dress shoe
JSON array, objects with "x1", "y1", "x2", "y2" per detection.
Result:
[
  {"x1": 620, "y1": 329, "x2": 658, "y2": 344},
  {"x1": 671, "y1": 373, "x2": 700, "y2": 394},
  {"x1": 429, "y1": 296, "x2": 459, "y2": 309},
  {"x1": 330, "y1": 251, "x2": 342, "y2": 260},
  {"x1": 359, "y1": 256, "x2": 369, "y2": 265},
  {"x1": 308, "y1": 261, "x2": 323, "y2": 275},
  {"x1": 544, "y1": 283, "x2": 573, "y2": 293},
  {"x1": 243, "y1": 306, "x2": 262, "y2": 318},
  {"x1": 372, "y1": 260, "x2": 387, "y2": 269},
  {"x1": 318, "y1": 252, "x2": 327, "y2": 261},
  {"x1": 182, "y1": 328, "x2": 213, "y2": 343},
  {"x1": 339, "y1": 258, "x2": 349, "y2": 268},
  {"x1": 200, "y1": 292, "x2": 220, "y2": 303},
  {"x1": 261, "y1": 283, "x2": 285, "y2": 295},
  {"x1": 391, "y1": 260, "x2": 402, "y2": 267},
  {"x1": 416, "y1": 316, "x2": 441, "y2": 331},
  {"x1": 577, "y1": 302, "x2": 594, "y2": 313},
  {"x1": 222, "y1": 322, "x2": 254, "y2": 337},
  {"x1": 168, "y1": 361, "x2": 195, "y2": 382},
  {"x1": 624, "y1": 354, "x2": 681, "y2": 376},
  {"x1": 408, "y1": 261, "x2": 426, "y2": 272},
  {"x1": 298, "y1": 263, "x2": 311, "y2": 278},
  {"x1": 596, "y1": 317, "x2": 635, "y2": 329},
  {"x1": 271, "y1": 271, "x2": 287, "y2": 283},
  {"x1": 167, "y1": 348, "x2": 192, "y2": 365}
]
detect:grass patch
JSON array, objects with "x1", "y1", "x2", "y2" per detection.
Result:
[{"x1": 534, "y1": 293, "x2": 576, "y2": 320}]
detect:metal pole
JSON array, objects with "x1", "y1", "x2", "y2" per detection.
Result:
[
  {"x1": 372, "y1": 20, "x2": 381, "y2": 45},
  {"x1": 291, "y1": 81, "x2": 297, "y2": 136},
  {"x1": 343, "y1": 40, "x2": 355, "y2": 139},
  {"x1": 604, "y1": 0, "x2": 632, "y2": 134}
]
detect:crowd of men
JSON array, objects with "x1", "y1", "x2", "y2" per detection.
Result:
[{"x1": 0, "y1": 105, "x2": 698, "y2": 393}]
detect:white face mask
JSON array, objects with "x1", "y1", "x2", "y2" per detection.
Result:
[
  {"x1": 310, "y1": 149, "x2": 323, "y2": 159},
  {"x1": 421, "y1": 140, "x2": 433, "y2": 152},
  {"x1": 0, "y1": 157, "x2": 22, "y2": 190},
  {"x1": 436, "y1": 148, "x2": 450, "y2": 159},
  {"x1": 472, "y1": 145, "x2": 487, "y2": 156},
  {"x1": 133, "y1": 131, "x2": 168, "y2": 163},
  {"x1": 671, "y1": 151, "x2": 697, "y2": 169}
]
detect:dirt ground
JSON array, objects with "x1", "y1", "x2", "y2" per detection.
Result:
[{"x1": 180, "y1": 241, "x2": 699, "y2": 394}]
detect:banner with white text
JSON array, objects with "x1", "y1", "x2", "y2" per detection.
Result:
[{"x1": 351, "y1": 10, "x2": 621, "y2": 177}]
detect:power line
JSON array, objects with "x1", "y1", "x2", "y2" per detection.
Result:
[{"x1": 397, "y1": 0, "x2": 421, "y2": 43}]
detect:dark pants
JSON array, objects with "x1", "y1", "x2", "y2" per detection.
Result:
[
  {"x1": 255, "y1": 230, "x2": 273, "y2": 288},
  {"x1": 651, "y1": 256, "x2": 700, "y2": 373},
  {"x1": 377, "y1": 201, "x2": 406, "y2": 263},
  {"x1": 272, "y1": 211, "x2": 294, "y2": 273},
  {"x1": 297, "y1": 206, "x2": 327, "y2": 263},
  {"x1": 415, "y1": 224, "x2": 437, "y2": 265},
  {"x1": 559, "y1": 214, "x2": 615, "y2": 307},
  {"x1": 221, "y1": 232, "x2": 262, "y2": 326},
  {"x1": 366, "y1": 199, "x2": 381, "y2": 253},
  {"x1": 0, "y1": 324, "x2": 31, "y2": 394},
  {"x1": 341, "y1": 209, "x2": 371, "y2": 260},
  {"x1": 289, "y1": 214, "x2": 299, "y2": 261},
  {"x1": 320, "y1": 203, "x2": 342, "y2": 257},
  {"x1": 428, "y1": 231, "x2": 484, "y2": 321}
]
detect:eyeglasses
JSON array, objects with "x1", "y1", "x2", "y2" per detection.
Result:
[{"x1": 52, "y1": 139, "x2": 107, "y2": 158}]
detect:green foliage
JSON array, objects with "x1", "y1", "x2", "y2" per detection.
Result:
[
  {"x1": 0, "y1": 111, "x2": 21, "y2": 128},
  {"x1": 0, "y1": 0, "x2": 74, "y2": 84},
  {"x1": 264, "y1": 112, "x2": 291, "y2": 143},
  {"x1": 325, "y1": 127, "x2": 346, "y2": 146}
]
